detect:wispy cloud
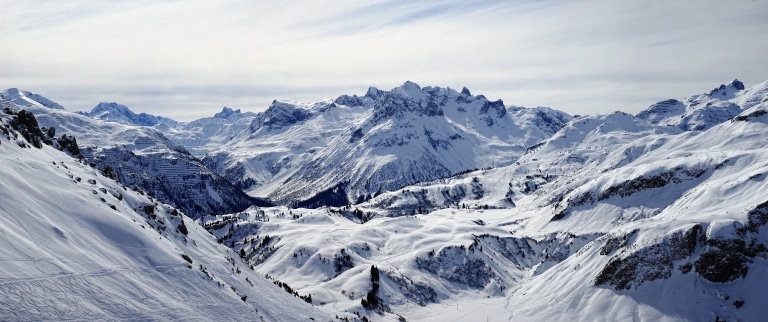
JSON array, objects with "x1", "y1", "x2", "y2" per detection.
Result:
[
  {"x1": 1, "y1": 0, "x2": 767, "y2": 121},
  {"x1": 295, "y1": 0, "x2": 517, "y2": 35}
]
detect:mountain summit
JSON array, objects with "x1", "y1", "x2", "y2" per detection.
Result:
[
  {"x1": 79, "y1": 102, "x2": 180, "y2": 127},
  {"x1": 1, "y1": 88, "x2": 65, "y2": 110},
  {"x1": 637, "y1": 79, "x2": 767, "y2": 131},
  {"x1": 205, "y1": 81, "x2": 572, "y2": 206}
]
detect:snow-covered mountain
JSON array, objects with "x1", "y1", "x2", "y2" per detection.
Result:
[
  {"x1": 202, "y1": 98, "x2": 370, "y2": 198},
  {"x1": 5, "y1": 79, "x2": 768, "y2": 321},
  {"x1": 78, "y1": 102, "x2": 181, "y2": 127},
  {"x1": 205, "y1": 82, "x2": 572, "y2": 207},
  {"x1": 76, "y1": 103, "x2": 258, "y2": 158},
  {"x1": 1, "y1": 88, "x2": 65, "y2": 110},
  {"x1": 636, "y1": 79, "x2": 768, "y2": 131},
  {"x1": 0, "y1": 110, "x2": 328, "y2": 321},
  {"x1": 204, "y1": 80, "x2": 768, "y2": 321},
  {"x1": 163, "y1": 106, "x2": 258, "y2": 157},
  {"x1": 2, "y1": 92, "x2": 261, "y2": 219}
]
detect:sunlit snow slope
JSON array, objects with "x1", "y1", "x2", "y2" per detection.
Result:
[
  {"x1": 207, "y1": 80, "x2": 768, "y2": 322},
  {"x1": 0, "y1": 112, "x2": 328, "y2": 321},
  {"x1": 2, "y1": 94, "x2": 260, "y2": 218}
]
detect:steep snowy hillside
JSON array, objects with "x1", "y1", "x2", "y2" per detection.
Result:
[
  {"x1": 203, "y1": 98, "x2": 368, "y2": 194},
  {"x1": 206, "y1": 82, "x2": 571, "y2": 207},
  {"x1": 2, "y1": 92, "x2": 260, "y2": 219},
  {"x1": 1, "y1": 88, "x2": 64, "y2": 110},
  {"x1": 501, "y1": 102, "x2": 768, "y2": 322},
  {"x1": 207, "y1": 81, "x2": 768, "y2": 321},
  {"x1": 636, "y1": 79, "x2": 768, "y2": 131},
  {"x1": 0, "y1": 111, "x2": 328, "y2": 321},
  {"x1": 357, "y1": 111, "x2": 683, "y2": 215},
  {"x1": 78, "y1": 102, "x2": 180, "y2": 127}
]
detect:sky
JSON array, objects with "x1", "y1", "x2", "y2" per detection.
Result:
[{"x1": 1, "y1": 0, "x2": 767, "y2": 121}]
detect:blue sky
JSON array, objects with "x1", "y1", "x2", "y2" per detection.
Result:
[{"x1": 2, "y1": 0, "x2": 767, "y2": 121}]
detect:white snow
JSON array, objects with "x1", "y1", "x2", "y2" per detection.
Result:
[
  {"x1": 4, "y1": 79, "x2": 768, "y2": 321},
  {"x1": 0, "y1": 115, "x2": 329, "y2": 321}
]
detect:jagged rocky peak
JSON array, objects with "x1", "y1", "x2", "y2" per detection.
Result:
[
  {"x1": 708, "y1": 78, "x2": 745, "y2": 99},
  {"x1": 1, "y1": 88, "x2": 65, "y2": 110},
  {"x1": 365, "y1": 86, "x2": 384, "y2": 99},
  {"x1": 729, "y1": 79, "x2": 746, "y2": 90},
  {"x1": 395, "y1": 80, "x2": 425, "y2": 98},
  {"x1": 370, "y1": 81, "x2": 510, "y2": 124},
  {"x1": 636, "y1": 79, "x2": 750, "y2": 131},
  {"x1": 524, "y1": 106, "x2": 572, "y2": 133},
  {"x1": 82, "y1": 102, "x2": 179, "y2": 127},
  {"x1": 251, "y1": 100, "x2": 314, "y2": 131},
  {"x1": 371, "y1": 82, "x2": 444, "y2": 120},
  {"x1": 479, "y1": 97, "x2": 506, "y2": 118},
  {"x1": 334, "y1": 94, "x2": 364, "y2": 107},
  {"x1": 91, "y1": 102, "x2": 131, "y2": 115},
  {"x1": 213, "y1": 106, "x2": 240, "y2": 119}
]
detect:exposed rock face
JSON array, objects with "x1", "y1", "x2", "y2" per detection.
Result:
[
  {"x1": 595, "y1": 201, "x2": 768, "y2": 290},
  {"x1": 227, "y1": 81, "x2": 572, "y2": 207},
  {"x1": 3, "y1": 108, "x2": 82, "y2": 156}
]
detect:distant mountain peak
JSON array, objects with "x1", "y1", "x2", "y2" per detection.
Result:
[
  {"x1": 708, "y1": 78, "x2": 745, "y2": 99},
  {"x1": 729, "y1": 79, "x2": 745, "y2": 91},
  {"x1": 366, "y1": 86, "x2": 384, "y2": 99},
  {"x1": 92, "y1": 102, "x2": 131, "y2": 114},
  {"x1": 213, "y1": 106, "x2": 240, "y2": 119},
  {"x1": 637, "y1": 79, "x2": 758, "y2": 131},
  {"x1": 1, "y1": 88, "x2": 65, "y2": 110},
  {"x1": 249, "y1": 100, "x2": 314, "y2": 132},
  {"x1": 82, "y1": 102, "x2": 179, "y2": 127},
  {"x1": 401, "y1": 80, "x2": 421, "y2": 91}
]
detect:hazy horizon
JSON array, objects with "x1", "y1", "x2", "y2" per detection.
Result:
[{"x1": 2, "y1": 0, "x2": 767, "y2": 121}]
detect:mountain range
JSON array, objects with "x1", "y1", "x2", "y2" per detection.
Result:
[{"x1": 2, "y1": 79, "x2": 768, "y2": 321}]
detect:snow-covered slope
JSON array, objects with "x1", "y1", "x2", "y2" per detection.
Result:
[
  {"x1": 357, "y1": 111, "x2": 683, "y2": 215},
  {"x1": 1, "y1": 88, "x2": 65, "y2": 110},
  {"x1": 636, "y1": 79, "x2": 768, "y2": 131},
  {"x1": 78, "y1": 102, "x2": 180, "y2": 127},
  {"x1": 498, "y1": 102, "x2": 768, "y2": 321},
  {"x1": 164, "y1": 106, "x2": 258, "y2": 157},
  {"x1": 76, "y1": 103, "x2": 258, "y2": 158},
  {"x1": 0, "y1": 112, "x2": 328, "y2": 321},
  {"x1": 6, "y1": 79, "x2": 768, "y2": 321},
  {"x1": 206, "y1": 82, "x2": 572, "y2": 207},
  {"x1": 205, "y1": 81, "x2": 768, "y2": 321},
  {"x1": 202, "y1": 98, "x2": 370, "y2": 195},
  {"x1": 2, "y1": 92, "x2": 260, "y2": 219}
]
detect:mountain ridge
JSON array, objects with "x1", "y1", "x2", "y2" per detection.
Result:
[
  {"x1": 1, "y1": 93, "x2": 264, "y2": 219},
  {"x1": 4, "y1": 79, "x2": 768, "y2": 320},
  {"x1": 205, "y1": 81, "x2": 572, "y2": 207},
  {"x1": 200, "y1": 79, "x2": 768, "y2": 321}
]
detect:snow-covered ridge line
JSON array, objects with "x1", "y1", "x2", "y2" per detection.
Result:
[
  {"x1": 205, "y1": 81, "x2": 572, "y2": 207},
  {"x1": 1, "y1": 96, "x2": 264, "y2": 218},
  {"x1": 206, "y1": 80, "x2": 768, "y2": 321}
]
